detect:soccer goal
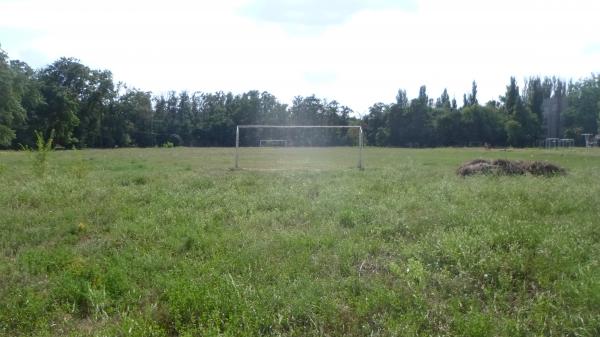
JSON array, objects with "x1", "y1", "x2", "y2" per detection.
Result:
[
  {"x1": 234, "y1": 125, "x2": 364, "y2": 169},
  {"x1": 259, "y1": 139, "x2": 288, "y2": 147}
]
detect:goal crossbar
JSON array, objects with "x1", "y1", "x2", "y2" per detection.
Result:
[
  {"x1": 239, "y1": 125, "x2": 362, "y2": 129},
  {"x1": 235, "y1": 125, "x2": 364, "y2": 169}
]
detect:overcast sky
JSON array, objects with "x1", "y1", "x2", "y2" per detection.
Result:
[{"x1": 1, "y1": 0, "x2": 599, "y2": 114}]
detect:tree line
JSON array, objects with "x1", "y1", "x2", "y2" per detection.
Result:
[
  {"x1": 1, "y1": 46, "x2": 599, "y2": 149},
  {"x1": 365, "y1": 77, "x2": 600, "y2": 147}
]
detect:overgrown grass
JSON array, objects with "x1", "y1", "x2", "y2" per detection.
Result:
[{"x1": 1, "y1": 147, "x2": 599, "y2": 336}]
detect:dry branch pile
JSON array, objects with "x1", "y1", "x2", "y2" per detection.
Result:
[{"x1": 457, "y1": 159, "x2": 566, "y2": 177}]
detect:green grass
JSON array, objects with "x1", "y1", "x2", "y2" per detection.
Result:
[{"x1": 1, "y1": 147, "x2": 599, "y2": 336}]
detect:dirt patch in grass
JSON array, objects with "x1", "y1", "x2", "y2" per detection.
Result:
[{"x1": 457, "y1": 159, "x2": 566, "y2": 177}]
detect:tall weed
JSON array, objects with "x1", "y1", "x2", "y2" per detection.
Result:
[{"x1": 31, "y1": 129, "x2": 54, "y2": 177}]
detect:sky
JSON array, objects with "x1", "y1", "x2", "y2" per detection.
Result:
[{"x1": 1, "y1": 0, "x2": 599, "y2": 115}]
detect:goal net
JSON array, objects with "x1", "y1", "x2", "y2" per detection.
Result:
[
  {"x1": 234, "y1": 125, "x2": 364, "y2": 169},
  {"x1": 259, "y1": 139, "x2": 288, "y2": 147}
]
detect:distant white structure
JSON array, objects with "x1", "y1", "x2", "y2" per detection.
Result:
[
  {"x1": 559, "y1": 139, "x2": 574, "y2": 148},
  {"x1": 545, "y1": 138, "x2": 559, "y2": 149},
  {"x1": 259, "y1": 139, "x2": 288, "y2": 147},
  {"x1": 582, "y1": 134, "x2": 598, "y2": 148}
]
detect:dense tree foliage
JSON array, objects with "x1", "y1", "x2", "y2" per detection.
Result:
[
  {"x1": 0, "y1": 51, "x2": 28, "y2": 146},
  {"x1": 0, "y1": 45, "x2": 599, "y2": 149},
  {"x1": 564, "y1": 75, "x2": 600, "y2": 142},
  {"x1": 366, "y1": 76, "x2": 597, "y2": 147}
]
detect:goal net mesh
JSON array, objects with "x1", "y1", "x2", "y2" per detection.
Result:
[{"x1": 235, "y1": 125, "x2": 363, "y2": 170}]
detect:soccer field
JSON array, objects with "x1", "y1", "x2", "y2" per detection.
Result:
[{"x1": 1, "y1": 147, "x2": 599, "y2": 336}]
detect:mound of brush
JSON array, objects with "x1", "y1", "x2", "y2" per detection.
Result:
[{"x1": 457, "y1": 159, "x2": 566, "y2": 177}]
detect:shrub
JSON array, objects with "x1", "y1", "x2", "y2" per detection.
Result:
[
  {"x1": 31, "y1": 129, "x2": 55, "y2": 177},
  {"x1": 168, "y1": 134, "x2": 183, "y2": 147}
]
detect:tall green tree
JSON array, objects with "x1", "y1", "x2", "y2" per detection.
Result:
[
  {"x1": 118, "y1": 89, "x2": 154, "y2": 146},
  {"x1": 30, "y1": 83, "x2": 78, "y2": 146},
  {"x1": 564, "y1": 75, "x2": 600, "y2": 140},
  {"x1": 258, "y1": 91, "x2": 288, "y2": 125},
  {"x1": 0, "y1": 48, "x2": 29, "y2": 146},
  {"x1": 77, "y1": 69, "x2": 115, "y2": 147},
  {"x1": 389, "y1": 86, "x2": 434, "y2": 146},
  {"x1": 177, "y1": 91, "x2": 193, "y2": 144},
  {"x1": 461, "y1": 104, "x2": 506, "y2": 146},
  {"x1": 27, "y1": 58, "x2": 117, "y2": 147},
  {"x1": 364, "y1": 103, "x2": 390, "y2": 146},
  {"x1": 10, "y1": 60, "x2": 44, "y2": 147},
  {"x1": 152, "y1": 95, "x2": 168, "y2": 145},
  {"x1": 467, "y1": 81, "x2": 478, "y2": 106},
  {"x1": 524, "y1": 77, "x2": 544, "y2": 121},
  {"x1": 388, "y1": 89, "x2": 409, "y2": 146},
  {"x1": 502, "y1": 77, "x2": 539, "y2": 146},
  {"x1": 435, "y1": 88, "x2": 451, "y2": 109}
]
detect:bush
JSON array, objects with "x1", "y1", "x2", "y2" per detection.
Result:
[
  {"x1": 168, "y1": 134, "x2": 183, "y2": 147},
  {"x1": 0, "y1": 124, "x2": 16, "y2": 147}
]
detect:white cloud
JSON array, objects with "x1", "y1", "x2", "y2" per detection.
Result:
[
  {"x1": 1, "y1": 0, "x2": 599, "y2": 114},
  {"x1": 241, "y1": 0, "x2": 416, "y2": 28}
]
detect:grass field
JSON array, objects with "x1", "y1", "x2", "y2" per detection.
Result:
[{"x1": 1, "y1": 147, "x2": 599, "y2": 336}]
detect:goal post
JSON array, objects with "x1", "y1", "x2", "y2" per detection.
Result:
[{"x1": 234, "y1": 125, "x2": 364, "y2": 169}]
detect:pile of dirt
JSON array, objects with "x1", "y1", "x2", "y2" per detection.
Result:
[
  {"x1": 457, "y1": 159, "x2": 566, "y2": 177},
  {"x1": 521, "y1": 161, "x2": 566, "y2": 176}
]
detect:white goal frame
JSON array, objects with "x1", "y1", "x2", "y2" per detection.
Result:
[
  {"x1": 235, "y1": 125, "x2": 364, "y2": 169},
  {"x1": 259, "y1": 139, "x2": 288, "y2": 147}
]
